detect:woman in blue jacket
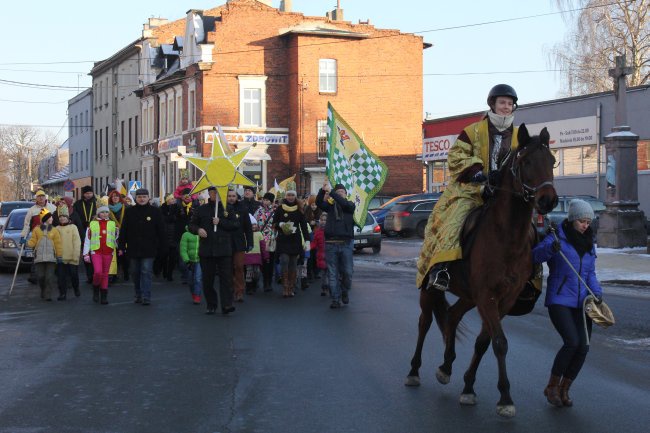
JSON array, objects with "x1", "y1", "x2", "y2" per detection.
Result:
[{"x1": 532, "y1": 199, "x2": 603, "y2": 408}]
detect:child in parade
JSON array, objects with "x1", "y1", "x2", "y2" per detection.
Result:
[
  {"x1": 179, "y1": 225, "x2": 202, "y2": 305},
  {"x1": 311, "y1": 213, "x2": 329, "y2": 296},
  {"x1": 27, "y1": 211, "x2": 62, "y2": 301},
  {"x1": 108, "y1": 190, "x2": 129, "y2": 282},
  {"x1": 244, "y1": 216, "x2": 268, "y2": 295},
  {"x1": 54, "y1": 207, "x2": 81, "y2": 300},
  {"x1": 83, "y1": 205, "x2": 118, "y2": 305}
]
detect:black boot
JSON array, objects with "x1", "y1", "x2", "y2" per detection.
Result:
[
  {"x1": 426, "y1": 263, "x2": 450, "y2": 291},
  {"x1": 100, "y1": 290, "x2": 108, "y2": 305},
  {"x1": 92, "y1": 286, "x2": 100, "y2": 303}
]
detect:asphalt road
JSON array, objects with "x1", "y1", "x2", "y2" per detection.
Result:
[{"x1": 0, "y1": 243, "x2": 648, "y2": 433}]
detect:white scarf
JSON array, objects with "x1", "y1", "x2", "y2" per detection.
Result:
[{"x1": 488, "y1": 111, "x2": 514, "y2": 132}]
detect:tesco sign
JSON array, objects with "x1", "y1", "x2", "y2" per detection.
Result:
[{"x1": 422, "y1": 134, "x2": 456, "y2": 161}]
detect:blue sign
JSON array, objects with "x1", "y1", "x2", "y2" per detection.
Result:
[
  {"x1": 128, "y1": 181, "x2": 142, "y2": 193},
  {"x1": 63, "y1": 179, "x2": 75, "y2": 191}
]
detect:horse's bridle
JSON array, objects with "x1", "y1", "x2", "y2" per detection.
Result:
[{"x1": 487, "y1": 146, "x2": 554, "y2": 203}]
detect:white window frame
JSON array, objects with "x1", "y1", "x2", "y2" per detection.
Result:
[
  {"x1": 160, "y1": 98, "x2": 167, "y2": 138},
  {"x1": 188, "y1": 79, "x2": 196, "y2": 130},
  {"x1": 238, "y1": 75, "x2": 267, "y2": 129},
  {"x1": 176, "y1": 94, "x2": 182, "y2": 133},
  {"x1": 319, "y1": 59, "x2": 337, "y2": 93}
]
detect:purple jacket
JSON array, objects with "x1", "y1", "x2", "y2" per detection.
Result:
[{"x1": 532, "y1": 223, "x2": 602, "y2": 308}]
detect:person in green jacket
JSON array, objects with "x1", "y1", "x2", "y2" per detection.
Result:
[{"x1": 179, "y1": 225, "x2": 202, "y2": 305}]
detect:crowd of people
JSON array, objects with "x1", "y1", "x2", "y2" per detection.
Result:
[{"x1": 18, "y1": 176, "x2": 357, "y2": 313}]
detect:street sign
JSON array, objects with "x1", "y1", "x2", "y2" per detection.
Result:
[
  {"x1": 128, "y1": 181, "x2": 142, "y2": 193},
  {"x1": 63, "y1": 179, "x2": 75, "y2": 192}
]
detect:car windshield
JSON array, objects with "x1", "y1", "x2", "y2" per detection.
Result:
[
  {"x1": 5, "y1": 211, "x2": 27, "y2": 230},
  {"x1": 1, "y1": 202, "x2": 31, "y2": 217},
  {"x1": 376, "y1": 195, "x2": 413, "y2": 210}
]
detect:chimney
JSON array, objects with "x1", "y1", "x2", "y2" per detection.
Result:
[
  {"x1": 326, "y1": 1, "x2": 344, "y2": 21},
  {"x1": 279, "y1": 0, "x2": 292, "y2": 12}
]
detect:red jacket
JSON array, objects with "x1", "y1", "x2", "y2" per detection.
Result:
[{"x1": 311, "y1": 228, "x2": 327, "y2": 270}]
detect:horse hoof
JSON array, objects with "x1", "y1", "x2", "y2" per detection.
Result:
[
  {"x1": 496, "y1": 405, "x2": 516, "y2": 418},
  {"x1": 404, "y1": 376, "x2": 421, "y2": 387},
  {"x1": 459, "y1": 393, "x2": 477, "y2": 405},
  {"x1": 435, "y1": 368, "x2": 450, "y2": 385}
]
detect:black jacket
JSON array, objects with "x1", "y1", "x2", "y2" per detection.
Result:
[
  {"x1": 242, "y1": 197, "x2": 261, "y2": 216},
  {"x1": 160, "y1": 203, "x2": 178, "y2": 247},
  {"x1": 73, "y1": 197, "x2": 97, "y2": 229},
  {"x1": 118, "y1": 203, "x2": 167, "y2": 258},
  {"x1": 316, "y1": 189, "x2": 355, "y2": 240},
  {"x1": 174, "y1": 198, "x2": 200, "y2": 243},
  {"x1": 227, "y1": 201, "x2": 253, "y2": 252},
  {"x1": 188, "y1": 200, "x2": 241, "y2": 258},
  {"x1": 273, "y1": 201, "x2": 309, "y2": 256}
]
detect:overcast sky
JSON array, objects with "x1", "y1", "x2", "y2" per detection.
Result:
[{"x1": 1, "y1": 0, "x2": 570, "y2": 143}]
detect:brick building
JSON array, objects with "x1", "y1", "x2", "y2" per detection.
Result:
[{"x1": 139, "y1": 0, "x2": 427, "y2": 197}]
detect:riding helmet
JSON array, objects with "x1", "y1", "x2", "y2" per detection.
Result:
[{"x1": 487, "y1": 84, "x2": 518, "y2": 110}]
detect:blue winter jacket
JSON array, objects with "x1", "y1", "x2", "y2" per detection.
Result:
[{"x1": 532, "y1": 223, "x2": 602, "y2": 308}]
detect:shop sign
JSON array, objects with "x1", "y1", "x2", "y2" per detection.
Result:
[
  {"x1": 204, "y1": 132, "x2": 289, "y2": 145},
  {"x1": 422, "y1": 134, "x2": 456, "y2": 161},
  {"x1": 527, "y1": 116, "x2": 597, "y2": 149},
  {"x1": 159, "y1": 137, "x2": 182, "y2": 152}
]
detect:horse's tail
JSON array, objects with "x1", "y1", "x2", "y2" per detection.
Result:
[{"x1": 431, "y1": 290, "x2": 469, "y2": 342}]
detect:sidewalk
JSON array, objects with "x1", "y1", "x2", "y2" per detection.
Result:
[{"x1": 595, "y1": 247, "x2": 650, "y2": 285}]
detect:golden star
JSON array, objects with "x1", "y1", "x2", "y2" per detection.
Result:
[{"x1": 184, "y1": 132, "x2": 255, "y2": 203}]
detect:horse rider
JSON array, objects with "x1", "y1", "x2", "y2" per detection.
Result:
[{"x1": 416, "y1": 84, "x2": 520, "y2": 291}]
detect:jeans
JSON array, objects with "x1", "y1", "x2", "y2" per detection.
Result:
[
  {"x1": 187, "y1": 262, "x2": 202, "y2": 296},
  {"x1": 548, "y1": 304, "x2": 592, "y2": 380},
  {"x1": 279, "y1": 253, "x2": 298, "y2": 273},
  {"x1": 325, "y1": 240, "x2": 354, "y2": 302},
  {"x1": 130, "y1": 257, "x2": 154, "y2": 300}
]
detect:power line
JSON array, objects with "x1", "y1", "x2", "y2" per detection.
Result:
[{"x1": 0, "y1": 98, "x2": 69, "y2": 104}]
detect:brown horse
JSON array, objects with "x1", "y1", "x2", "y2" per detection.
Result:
[{"x1": 405, "y1": 124, "x2": 557, "y2": 418}]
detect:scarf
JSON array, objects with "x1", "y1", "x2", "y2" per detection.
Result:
[
  {"x1": 281, "y1": 202, "x2": 298, "y2": 213},
  {"x1": 562, "y1": 220, "x2": 593, "y2": 257},
  {"x1": 488, "y1": 111, "x2": 514, "y2": 132},
  {"x1": 109, "y1": 203, "x2": 122, "y2": 213},
  {"x1": 182, "y1": 201, "x2": 193, "y2": 215}
]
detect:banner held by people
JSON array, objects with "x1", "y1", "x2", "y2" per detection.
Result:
[{"x1": 326, "y1": 102, "x2": 388, "y2": 227}]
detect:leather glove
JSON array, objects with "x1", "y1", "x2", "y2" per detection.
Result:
[
  {"x1": 594, "y1": 295, "x2": 603, "y2": 305},
  {"x1": 471, "y1": 171, "x2": 487, "y2": 183},
  {"x1": 19, "y1": 237, "x2": 26, "y2": 245},
  {"x1": 551, "y1": 240, "x2": 561, "y2": 253},
  {"x1": 83, "y1": 254, "x2": 91, "y2": 263},
  {"x1": 56, "y1": 257, "x2": 63, "y2": 265}
]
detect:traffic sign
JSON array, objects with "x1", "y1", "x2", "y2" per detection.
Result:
[
  {"x1": 63, "y1": 179, "x2": 75, "y2": 192},
  {"x1": 128, "y1": 181, "x2": 142, "y2": 193}
]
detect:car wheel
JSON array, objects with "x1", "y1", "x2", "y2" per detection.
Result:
[
  {"x1": 416, "y1": 221, "x2": 427, "y2": 239},
  {"x1": 372, "y1": 244, "x2": 381, "y2": 254}
]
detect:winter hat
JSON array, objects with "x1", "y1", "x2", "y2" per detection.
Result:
[
  {"x1": 263, "y1": 192, "x2": 275, "y2": 202},
  {"x1": 81, "y1": 185, "x2": 93, "y2": 194},
  {"x1": 286, "y1": 190, "x2": 297, "y2": 196},
  {"x1": 181, "y1": 187, "x2": 192, "y2": 196},
  {"x1": 97, "y1": 206, "x2": 110, "y2": 215},
  {"x1": 243, "y1": 185, "x2": 256, "y2": 193},
  {"x1": 567, "y1": 199, "x2": 594, "y2": 221},
  {"x1": 333, "y1": 184, "x2": 347, "y2": 193},
  {"x1": 135, "y1": 188, "x2": 149, "y2": 196},
  {"x1": 41, "y1": 211, "x2": 53, "y2": 223}
]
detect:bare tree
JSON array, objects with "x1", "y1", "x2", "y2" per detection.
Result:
[
  {"x1": 549, "y1": 0, "x2": 649, "y2": 95},
  {"x1": 0, "y1": 126, "x2": 58, "y2": 200}
]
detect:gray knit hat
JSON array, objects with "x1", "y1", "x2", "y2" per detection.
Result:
[
  {"x1": 567, "y1": 199, "x2": 594, "y2": 221},
  {"x1": 97, "y1": 206, "x2": 110, "y2": 215}
]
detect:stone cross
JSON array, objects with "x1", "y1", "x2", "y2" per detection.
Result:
[{"x1": 608, "y1": 55, "x2": 634, "y2": 127}]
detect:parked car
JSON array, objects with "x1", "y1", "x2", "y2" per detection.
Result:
[
  {"x1": 371, "y1": 193, "x2": 441, "y2": 232},
  {"x1": 533, "y1": 195, "x2": 606, "y2": 238},
  {"x1": 353, "y1": 211, "x2": 382, "y2": 254},
  {"x1": 0, "y1": 201, "x2": 32, "y2": 230},
  {"x1": 0, "y1": 208, "x2": 34, "y2": 271},
  {"x1": 384, "y1": 199, "x2": 439, "y2": 238},
  {"x1": 368, "y1": 195, "x2": 394, "y2": 211}
]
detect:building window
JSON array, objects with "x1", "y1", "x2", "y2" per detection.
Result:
[
  {"x1": 69, "y1": 117, "x2": 73, "y2": 137},
  {"x1": 134, "y1": 115, "x2": 139, "y2": 147},
  {"x1": 128, "y1": 118, "x2": 132, "y2": 150},
  {"x1": 319, "y1": 59, "x2": 337, "y2": 93},
  {"x1": 167, "y1": 97, "x2": 174, "y2": 136},
  {"x1": 160, "y1": 100, "x2": 166, "y2": 138},
  {"x1": 85, "y1": 149, "x2": 88, "y2": 170},
  {"x1": 105, "y1": 127, "x2": 109, "y2": 156},
  {"x1": 189, "y1": 90, "x2": 196, "y2": 129},
  {"x1": 98, "y1": 130, "x2": 101, "y2": 160},
  {"x1": 317, "y1": 119, "x2": 328, "y2": 160},
  {"x1": 85, "y1": 110, "x2": 89, "y2": 131},
  {"x1": 238, "y1": 76, "x2": 267, "y2": 129},
  {"x1": 121, "y1": 120, "x2": 125, "y2": 154},
  {"x1": 176, "y1": 95, "x2": 182, "y2": 133}
]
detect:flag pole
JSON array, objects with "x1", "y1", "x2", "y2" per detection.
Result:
[{"x1": 214, "y1": 192, "x2": 219, "y2": 233}]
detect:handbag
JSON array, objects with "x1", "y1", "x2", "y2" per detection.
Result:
[
  {"x1": 584, "y1": 295, "x2": 615, "y2": 328},
  {"x1": 267, "y1": 231, "x2": 277, "y2": 252}
]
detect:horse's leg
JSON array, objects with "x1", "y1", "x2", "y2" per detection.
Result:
[
  {"x1": 478, "y1": 303, "x2": 516, "y2": 418},
  {"x1": 405, "y1": 291, "x2": 434, "y2": 386},
  {"x1": 436, "y1": 298, "x2": 474, "y2": 385},
  {"x1": 459, "y1": 324, "x2": 491, "y2": 405}
]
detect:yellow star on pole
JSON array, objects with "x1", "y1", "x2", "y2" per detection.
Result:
[{"x1": 183, "y1": 131, "x2": 255, "y2": 203}]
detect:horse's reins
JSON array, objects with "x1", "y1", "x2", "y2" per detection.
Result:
[
  {"x1": 484, "y1": 146, "x2": 554, "y2": 202},
  {"x1": 548, "y1": 225, "x2": 597, "y2": 345}
]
